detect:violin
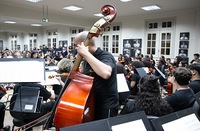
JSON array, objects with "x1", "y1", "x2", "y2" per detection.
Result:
[
  {"x1": 119, "y1": 59, "x2": 125, "y2": 64},
  {"x1": 126, "y1": 72, "x2": 133, "y2": 80},
  {"x1": 166, "y1": 82, "x2": 173, "y2": 96},
  {"x1": 148, "y1": 67, "x2": 153, "y2": 75},
  {"x1": 0, "y1": 86, "x2": 7, "y2": 98},
  {"x1": 48, "y1": 72, "x2": 68, "y2": 79}
]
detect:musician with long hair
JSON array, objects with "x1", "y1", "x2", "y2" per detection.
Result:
[
  {"x1": 120, "y1": 75, "x2": 173, "y2": 116},
  {"x1": 74, "y1": 31, "x2": 119, "y2": 120}
]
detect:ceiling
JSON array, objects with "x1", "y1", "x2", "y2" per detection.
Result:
[{"x1": 0, "y1": 0, "x2": 200, "y2": 28}]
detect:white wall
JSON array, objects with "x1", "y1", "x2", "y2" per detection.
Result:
[
  {"x1": 0, "y1": 8, "x2": 200, "y2": 62},
  {"x1": 118, "y1": 8, "x2": 200, "y2": 62}
]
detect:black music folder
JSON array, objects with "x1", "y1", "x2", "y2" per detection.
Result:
[
  {"x1": 60, "y1": 119, "x2": 111, "y2": 131},
  {"x1": 151, "y1": 108, "x2": 200, "y2": 131},
  {"x1": 60, "y1": 111, "x2": 154, "y2": 131},
  {"x1": 136, "y1": 67, "x2": 148, "y2": 78},
  {"x1": 13, "y1": 86, "x2": 40, "y2": 113},
  {"x1": 108, "y1": 111, "x2": 153, "y2": 131}
]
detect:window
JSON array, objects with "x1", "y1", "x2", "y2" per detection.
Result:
[
  {"x1": 70, "y1": 28, "x2": 85, "y2": 47},
  {"x1": 161, "y1": 33, "x2": 171, "y2": 55},
  {"x1": 113, "y1": 26, "x2": 120, "y2": 31},
  {"x1": 148, "y1": 22, "x2": 158, "y2": 29},
  {"x1": 112, "y1": 35, "x2": 119, "y2": 53},
  {"x1": 103, "y1": 35, "x2": 109, "y2": 51},
  {"x1": 147, "y1": 33, "x2": 156, "y2": 55},
  {"x1": 101, "y1": 24, "x2": 120, "y2": 55},
  {"x1": 146, "y1": 19, "x2": 174, "y2": 58},
  {"x1": 47, "y1": 30, "x2": 57, "y2": 48},
  {"x1": 162, "y1": 21, "x2": 172, "y2": 28},
  {"x1": 29, "y1": 33, "x2": 37, "y2": 50},
  {"x1": 10, "y1": 34, "x2": 17, "y2": 50}
]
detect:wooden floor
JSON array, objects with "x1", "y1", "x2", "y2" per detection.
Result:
[{"x1": 1, "y1": 87, "x2": 55, "y2": 131}]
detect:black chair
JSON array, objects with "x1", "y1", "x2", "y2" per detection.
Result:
[
  {"x1": 9, "y1": 86, "x2": 44, "y2": 131},
  {"x1": 192, "y1": 101, "x2": 200, "y2": 117}
]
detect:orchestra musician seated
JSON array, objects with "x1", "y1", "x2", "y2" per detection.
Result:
[
  {"x1": 188, "y1": 63, "x2": 200, "y2": 94},
  {"x1": 164, "y1": 67, "x2": 196, "y2": 112},
  {"x1": 52, "y1": 58, "x2": 74, "y2": 96},
  {"x1": 120, "y1": 75, "x2": 173, "y2": 116},
  {"x1": 11, "y1": 82, "x2": 56, "y2": 130}
]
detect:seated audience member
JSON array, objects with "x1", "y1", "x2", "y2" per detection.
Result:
[
  {"x1": 12, "y1": 82, "x2": 55, "y2": 128},
  {"x1": 164, "y1": 67, "x2": 195, "y2": 112},
  {"x1": 188, "y1": 63, "x2": 200, "y2": 94},
  {"x1": 0, "y1": 90, "x2": 10, "y2": 131},
  {"x1": 190, "y1": 53, "x2": 200, "y2": 64},
  {"x1": 120, "y1": 75, "x2": 173, "y2": 116}
]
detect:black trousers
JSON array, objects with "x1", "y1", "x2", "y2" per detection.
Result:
[
  {"x1": 94, "y1": 106, "x2": 119, "y2": 120},
  {"x1": 0, "y1": 102, "x2": 5, "y2": 129}
]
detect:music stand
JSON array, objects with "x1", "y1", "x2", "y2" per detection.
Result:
[
  {"x1": 108, "y1": 111, "x2": 154, "y2": 131},
  {"x1": 151, "y1": 107, "x2": 200, "y2": 131},
  {"x1": 136, "y1": 67, "x2": 148, "y2": 78},
  {"x1": 60, "y1": 119, "x2": 111, "y2": 131}
]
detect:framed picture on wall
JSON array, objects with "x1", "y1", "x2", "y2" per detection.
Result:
[
  {"x1": 24, "y1": 45, "x2": 28, "y2": 51},
  {"x1": 123, "y1": 39, "x2": 132, "y2": 49},
  {"x1": 179, "y1": 49, "x2": 188, "y2": 57},
  {"x1": 180, "y1": 32, "x2": 190, "y2": 40},
  {"x1": 133, "y1": 39, "x2": 142, "y2": 48},
  {"x1": 59, "y1": 40, "x2": 68, "y2": 47},
  {"x1": 179, "y1": 41, "x2": 189, "y2": 49},
  {"x1": 123, "y1": 48, "x2": 130, "y2": 55},
  {"x1": 17, "y1": 45, "x2": 20, "y2": 50}
]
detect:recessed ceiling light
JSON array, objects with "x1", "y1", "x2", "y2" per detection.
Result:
[
  {"x1": 120, "y1": 0, "x2": 132, "y2": 2},
  {"x1": 94, "y1": 13, "x2": 104, "y2": 17},
  {"x1": 25, "y1": 0, "x2": 43, "y2": 3},
  {"x1": 63, "y1": 5, "x2": 82, "y2": 11},
  {"x1": 141, "y1": 5, "x2": 161, "y2": 11},
  {"x1": 4, "y1": 21, "x2": 16, "y2": 24},
  {"x1": 31, "y1": 24, "x2": 42, "y2": 27}
]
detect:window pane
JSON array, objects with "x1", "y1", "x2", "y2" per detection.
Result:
[
  {"x1": 162, "y1": 22, "x2": 166, "y2": 28},
  {"x1": 154, "y1": 23, "x2": 158, "y2": 28},
  {"x1": 152, "y1": 48, "x2": 155, "y2": 54},
  {"x1": 147, "y1": 41, "x2": 151, "y2": 47},
  {"x1": 166, "y1": 42, "x2": 170, "y2": 47},
  {"x1": 148, "y1": 34, "x2": 151, "y2": 40},
  {"x1": 152, "y1": 41, "x2": 156, "y2": 47},
  {"x1": 149, "y1": 23, "x2": 152, "y2": 29},
  {"x1": 161, "y1": 48, "x2": 165, "y2": 54},
  {"x1": 161, "y1": 41, "x2": 165, "y2": 47},
  {"x1": 166, "y1": 48, "x2": 170, "y2": 55},
  {"x1": 162, "y1": 33, "x2": 165, "y2": 40},
  {"x1": 152, "y1": 34, "x2": 156, "y2": 40},
  {"x1": 167, "y1": 33, "x2": 171, "y2": 39},
  {"x1": 167, "y1": 22, "x2": 172, "y2": 27},
  {"x1": 147, "y1": 48, "x2": 150, "y2": 54}
]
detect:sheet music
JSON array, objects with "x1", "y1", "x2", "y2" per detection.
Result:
[
  {"x1": 117, "y1": 74, "x2": 130, "y2": 93},
  {"x1": 162, "y1": 113, "x2": 200, "y2": 131},
  {"x1": 0, "y1": 60, "x2": 45, "y2": 83},
  {"x1": 154, "y1": 66, "x2": 166, "y2": 79},
  {"x1": 111, "y1": 119, "x2": 147, "y2": 131}
]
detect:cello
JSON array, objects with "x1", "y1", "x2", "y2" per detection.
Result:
[{"x1": 45, "y1": 4, "x2": 117, "y2": 129}]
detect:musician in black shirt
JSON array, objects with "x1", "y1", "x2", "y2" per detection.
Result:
[{"x1": 74, "y1": 31, "x2": 119, "y2": 120}]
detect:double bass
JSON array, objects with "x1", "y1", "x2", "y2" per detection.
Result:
[{"x1": 45, "y1": 5, "x2": 117, "y2": 129}]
